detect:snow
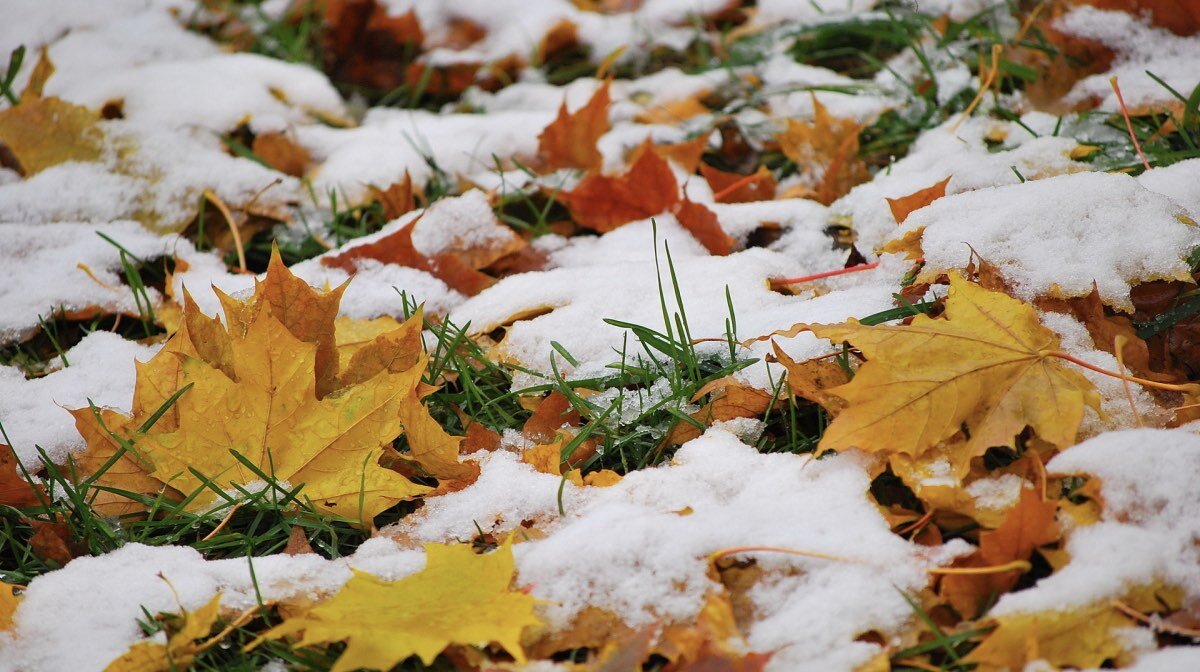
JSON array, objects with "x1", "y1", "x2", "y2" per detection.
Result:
[
  {"x1": 991, "y1": 430, "x2": 1200, "y2": 617},
  {"x1": 0, "y1": 221, "x2": 169, "y2": 343},
  {"x1": 0, "y1": 331, "x2": 160, "y2": 466},
  {"x1": 893, "y1": 171, "x2": 1200, "y2": 309},
  {"x1": 5, "y1": 0, "x2": 1200, "y2": 668},
  {"x1": 393, "y1": 428, "x2": 970, "y2": 669},
  {"x1": 1055, "y1": 7, "x2": 1200, "y2": 113}
]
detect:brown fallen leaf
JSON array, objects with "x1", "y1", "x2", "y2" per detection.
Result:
[
  {"x1": 369, "y1": 171, "x2": 416, "y2": 220},
  {"x1": 675, "y1": 196, "x2": 735, "y2": 256},
  {"x1": 1074, "y1": 0, "x2": 1200, "y2": 36},
  {"x1": 251, "y1": 132, "x2": 311, "y2": 177},
  {"x1": 701, "y1": 164, "x2": 776, "y2": 204},
  {"x1": 538, "y1": 82, "x2": 611, "y2": 173},
  {"x1": 769, "y1": 342, "x2": 849, "y2": 416},
  {"x1": 559, "y1": 146, "x2": 679, "y2": 232},
  {"x1": 321, "y1": 0, "x2": 424, "y2": 92},
  {"x1": 0, "y1": 445, "x2": 43, "y2": 508},
  {"x1": 940, "y1": 487, "x2": 1060, "y2": 617},
  {"x1": 27, "y1": 520, "x2": 76, "y2": 566},
  {"x1": 322, "y1": 216, "x2": 497, "y2": 296},
  {"x1": 644, "y1": 134, "x2": 710, "y2": 174},
  {"x1": 667, "y1": 377, "x2": 776, "y2": 445},
  {"x1": 886, "y1": 176, "x2": 950, "y2": 225},
  {"x1": 634, "y1": 93, "x2": 710, "y2": 125}
]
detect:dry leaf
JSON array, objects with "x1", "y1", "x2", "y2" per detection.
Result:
[
  {"x1": 940, "y1": 487, "x2": 1060, "y2": 617},
  {"x1": 647, "y1": 134, "x2": 710, "y2": 174},
  {"x1": 701, "y1": 164, "x2": 776, "y2": 204},
  {"x1": 1074, "y1": 0, "x2": 1200, "y2": 36},
  {"x1": 770, "y1": 342, "x2": 849, "y2": 415},
  {"x1": 667, "y1": 377, "x2": 775, "y2": 445},
  {"x1": 27, "y1": 520, "x2": 75, "y2": 566},
  {"x1": 538, "y1": 82, "x2": 611, "y2": 173},
  {"x1": 965, "y1": 602, "x2": 1134, "y2": 671},
  {"x1": 369, "y1": 171, "x2": 416, "y2": 220},
  {"x1": 634, "y1": 93, "x2": 710, "y2": 125},
  {"x1": 559, "y1": 147, "x2": 679, "y2": 232},
  {"x1": 886, "y1": 176, "x2": 950, "y2": 224},
  {"x1": 251, "y1": 132, "x2": 311, "y2": 177},
  {"x1": 776, "y1": 95, "x2": 870, "y2": 205},
  {"x1": 0, "y1": 96, "x2": 104, "y2": 176},
  {"x1": 259, "y1": 540, "x2": 539, "y2": 670},
  {"x1": 807, "y1": 275, "x2": 1100, "y2": 458},
  {"x1": 675, "y1": 196, "x2": 735, "y2": 256},
  {"x1": 0, "y1": 445, "x2": 42, "y2": 508},
  {"x1": 322, "y1": 216, "x2": 497, "y2": 296},
  {"x1": 322, "y1": 1, "x2": 424, "y2": 92},
  {"x1": 105, "y1": 594, "x2": 222, "y2": 672}
]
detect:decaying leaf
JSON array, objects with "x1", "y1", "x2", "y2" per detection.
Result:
[
  {"x1": 558, "y1": 147, "x2": 679, "y2": 232},
  {"x1": 258, "y1": 540, "x2": 539, "y2": 671},
  {"x1": 538, "y1": 82, "x2": 611, "y2": 172},
  {"x1": 886, "y1": 176, "x2": 950, "y2": 224},
  {"x1": 105, "y1": 594, "x2": 222, "y2": 672},
  {"x1": 368, "y1": 171, "x2": 417, "y2": 220},
  {"x1": 805, "y1": 275, "x2": 1100, "y2": 459},
  {"x1": 666, "y1": 377, "x2": 776, "y2": 445},
  {"x1": 776, "y1": 95, "x2": 870, "y2": 205}
]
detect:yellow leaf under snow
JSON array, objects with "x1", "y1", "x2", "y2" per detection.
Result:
[
  {"x1": 966, "y1": 603, "x2": 1134, "y2": 671},
  {"x1": 105, "y1": 594, "x2": 222, "y2": 672},
  {"x1": 807, "y1": 275, "x2": 1100, "y2": 460},
  {"x1": 0, "y1": 96, "x2": 104, "y2": 175},
  {"x1": 258, "y1": 540, "x2": 540, "y2": 671}
]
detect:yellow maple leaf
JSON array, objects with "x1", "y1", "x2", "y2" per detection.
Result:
[
  {"x1": 69, "y1": 253, "x2": 458, "y2": 525},
  {"x1": 807, "y1": 275, "x2": 1100, "y2": 459},
  {"x1": 258, "y1": 540, "x2": 540, "y2": 671},
  {"x1": 105, "y1": 594, "x2": 222, "y2": 672},
  {"x1": 776, "y1": 94, "x2": 871, "y2": 205},
  {"x1": 964, "y1": 598, "x2": 1160, "y2": 671}
]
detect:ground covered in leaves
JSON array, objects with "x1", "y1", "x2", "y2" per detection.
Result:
[{"x1": 3, "y1": 0, "x2": 1200, "y2": 670}]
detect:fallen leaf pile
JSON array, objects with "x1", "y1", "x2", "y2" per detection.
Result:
[{"x1": 5, "y1": 0, "x2": 1200, "y2": 671}]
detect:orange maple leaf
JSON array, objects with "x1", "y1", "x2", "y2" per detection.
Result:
[
  {"x1": 0, "y1": 445, "x2": 42, "y2": 508},
  {"x1": 941, "y1": 487, "x2": 1061, "y2": 617},
  {"x1": 538, "y1": 82, "x2": 611, "y2": 173},
  {"x1": 675, "y1": 196, "x2": 735, "y2": 256},
  {"x1": 886, "y1": 176, "x2": 950, "y2": 224},
  {"x1": 558, "y1": 147, "x2": 679, "y2": 232}
]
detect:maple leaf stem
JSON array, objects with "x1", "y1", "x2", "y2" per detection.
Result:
[
  {"x1": 711, "y1": 171, "x2": 766, "y2": 202},
  {"x1": 928, "y1": 559, "x2": 1031, "y2": 576},
  {"x1": 1041, "y1": 350, "x2": 1200, "y2": 394},
  {"x1": 707, "y1": 545, "x2": 866, "y2": 566},
  {"x1": 1111, "y1": 598, "x2": 1200, "y2": 638},
  {"x1": 771, "y1": 261, "x2": 880, "y2": 286},
  {"x1": 1109, "y1": 76, "x2": 1152, "y2": 171}
]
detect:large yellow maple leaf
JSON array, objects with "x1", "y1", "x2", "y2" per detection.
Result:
[
  {"x1": 258, "y1": 540, "x2": 539, "y2": 671},
  {"x1": 807, "y1": 275, "x2": 1100, "y2": 458},
  {"x1": 69, "y1": 250, "x2": 480, "y2": 524}
]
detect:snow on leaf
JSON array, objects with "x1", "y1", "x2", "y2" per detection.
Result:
[
  {"x1": 258, "y1": 540, "x2": 539, "y2": 670},
  {"x1": 0, "y1": 96, "x2": 104, "y2": 176},
  {"x1": 965, "y1": 602, "x2": 1136, "y2": 671},
  {"x1": 808, "y1": 275, "x2": 1101, "y2": 459}
]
